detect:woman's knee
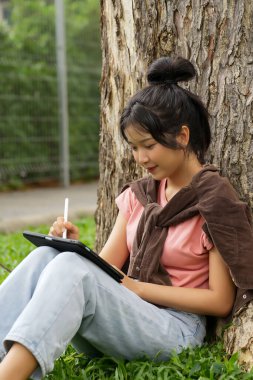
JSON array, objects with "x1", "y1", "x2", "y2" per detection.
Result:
[
  {"x1": 25, "y1": 246, "x2": 59, "y2": 267},
  {"x1": 38, "y1": 252, "x2": 94, "y2": 294},
  {"x1": 45, "y1": 251, "x2": 93, "y2": 280},
  {"x1": 52, "y1": 251, "x2": 82, "y2": 266}
]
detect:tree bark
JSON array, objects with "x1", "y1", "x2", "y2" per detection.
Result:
[{"x1": 97, "y1": 0, "x2": 253, "y2": 368}]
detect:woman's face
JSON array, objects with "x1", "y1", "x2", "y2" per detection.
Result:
[{"x1": 125, "y1": 125, "x2": 187, "y2": 181}]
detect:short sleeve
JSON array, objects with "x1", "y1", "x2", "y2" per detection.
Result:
[
  {"x1": 115, "y1": 187, "x2": 138, "y2": 221},
  {"x1": 201, "y1": 230, "x2": 214, "y2": 251}
]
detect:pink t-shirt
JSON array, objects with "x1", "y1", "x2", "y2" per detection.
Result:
[{"x1": 116, "y1": 179, "x2": 213, "y2": 289}]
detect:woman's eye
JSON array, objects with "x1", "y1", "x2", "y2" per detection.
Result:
[
  {"x1": 130, "y1": 143, "x2": 156, "y2": 151},
  {"x1": 145, "y1": 144, "x2": 156, "y2": 149}
]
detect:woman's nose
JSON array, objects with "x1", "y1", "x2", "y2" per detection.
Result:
[{"x1": 136, "y1": 149, "x2": 149, "y2": 165}]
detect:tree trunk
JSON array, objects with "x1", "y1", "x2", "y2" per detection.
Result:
[{"x1": 97, "y1": 0, "x2": 253, "y2": 368}]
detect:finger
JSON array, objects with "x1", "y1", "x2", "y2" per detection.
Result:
[
  {"x1": 64, "y1": 221, "x2": 78, "y2": 233},
  {"x1": 49, "y1": 226, "x2": 61, "y2": 237},
  {"x1": 52, "y1": 220, "x2": 64, "y2": 236},
  {"x1": 57, "y1": 216, "x2": 64, "y2": 223},
  {"x1": 49, "y1": 226, "x2": 54, "y2": 236},
  {"x1": 61, "y1": 222, "x2": 79, "y2": 240}
]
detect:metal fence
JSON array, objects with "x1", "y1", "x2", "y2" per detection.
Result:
[{"x1": 0, "y1": 0, "x2": 101, "y2": 189}]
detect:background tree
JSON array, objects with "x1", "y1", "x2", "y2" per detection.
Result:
[{"x1": 96, "y1": 0, "x2": 253, "y2": 369}]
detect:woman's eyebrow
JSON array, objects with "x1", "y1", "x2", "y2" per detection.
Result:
[{"x1": 127, "y1": 137, "x2": 154, "y2": 144}]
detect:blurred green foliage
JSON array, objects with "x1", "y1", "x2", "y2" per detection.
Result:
[{"x1": 0, "y1": 0, "x2": 101, "y2": 188}]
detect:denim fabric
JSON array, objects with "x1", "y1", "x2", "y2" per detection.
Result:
[{"x1": 0, "y1": 247, "x2": 206, "y2": 379}]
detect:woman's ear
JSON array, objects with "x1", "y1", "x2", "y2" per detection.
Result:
[{"x1": 176, "y1": 125, "x2": 190, "y2": 147}]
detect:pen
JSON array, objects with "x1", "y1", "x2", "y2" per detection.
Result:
[{"x1": 63, "y1": 197, "x2": 69, "y2": 239}]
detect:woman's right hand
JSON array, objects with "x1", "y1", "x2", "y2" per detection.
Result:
[{"x1": 49, "y1": 216, "x2": 80, "y2": 240}]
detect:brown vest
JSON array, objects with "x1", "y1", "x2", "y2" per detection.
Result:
[{"x1": 121, "y1": 165, "x2": 253, "y2": 316}]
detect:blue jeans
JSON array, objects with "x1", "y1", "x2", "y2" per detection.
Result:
[{"x1": 0, "y1": 247, "x2": 206, "y2": 379}]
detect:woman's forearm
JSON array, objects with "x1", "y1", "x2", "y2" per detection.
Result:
[
  {"x1": 135, "y1": 281, "x2": 234, "y2": 317},
  {"x1": 121, "y1": 248, "x2": 235, "y2": 317}
]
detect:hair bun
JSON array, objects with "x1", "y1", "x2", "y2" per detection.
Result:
[{"x1": 147, "y1": 56, "x2": 196, "y2": 85}]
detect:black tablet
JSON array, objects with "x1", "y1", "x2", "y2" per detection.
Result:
[{"x1": 23, "y1": 231, "x2": 124, "y2": 283}]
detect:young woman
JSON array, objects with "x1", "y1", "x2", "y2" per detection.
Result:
[{"x1": 2, "y1": 56, "x2": 252, "y2": 380}]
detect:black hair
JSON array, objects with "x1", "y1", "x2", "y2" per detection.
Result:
[{"x1": 120, "y1": 56, "x2": 211, "y2": 164}]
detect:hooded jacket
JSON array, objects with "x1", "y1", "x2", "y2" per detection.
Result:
[{"x1": 122, "y1": 165, "x2": 253, "y2": 315}]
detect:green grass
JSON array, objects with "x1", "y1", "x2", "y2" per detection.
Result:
[
  {"x1": 0, "y1": 218, "x2": 253, "y2": 379},
  {"x1": 45, "y1": 343, "x2": 253, "y2": 380},
  {"x1": 0, "y1": 217, "x2": 96, "y2": 283}
]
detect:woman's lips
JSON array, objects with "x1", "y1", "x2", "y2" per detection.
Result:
[{"x1": 147, "y1": 166, "x2": 157, "y2": 173}]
